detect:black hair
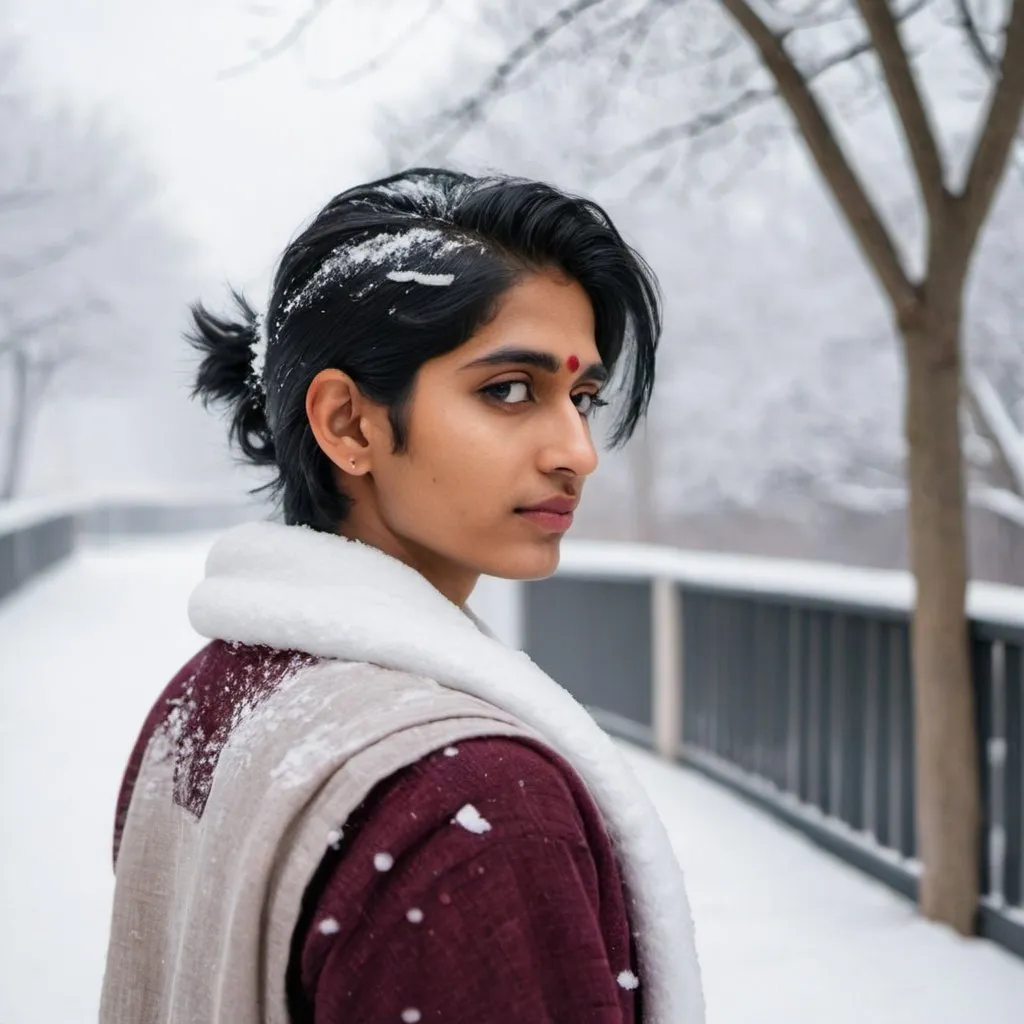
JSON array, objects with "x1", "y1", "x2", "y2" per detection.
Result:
[{"x1": 187, "y1": 167, "x2": 661, "y2": 532}]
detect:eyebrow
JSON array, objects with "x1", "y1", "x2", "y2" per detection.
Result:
[{"x1": 461, "y1": 346, "x2": 609, "y2": 385}]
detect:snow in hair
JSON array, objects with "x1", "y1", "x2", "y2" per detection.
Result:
[
  {"x1": 249, "y1": 313, "x2": 270, "y2": 398},
  {"x1": 282, "y1": 226, "x2": 467, "y2": 317},
  {"x1": 373, "y1": 177, "x2": 445, "y2": 204},
  {"x1": 386, "y1": 270, "x2": 454, "y2": 287}
]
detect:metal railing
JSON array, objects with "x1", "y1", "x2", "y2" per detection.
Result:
[
  {"x1": 5, "y1": 504, "x2": 1021, "y2": 957},
  {"x1": 0, "y1": 494, "x2": 266, "y2": 603},
  {"x1": 523, "y1": 541, "x2": 1024, "y2": 959}
]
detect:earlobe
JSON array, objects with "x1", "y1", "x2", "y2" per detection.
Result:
[{"x1": 305, "y1": 369, "x2": 372, "y2": 475}]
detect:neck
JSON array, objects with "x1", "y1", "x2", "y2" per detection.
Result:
[{"x1": 336, "y1": 517, "x2": 478, "y2": 608}]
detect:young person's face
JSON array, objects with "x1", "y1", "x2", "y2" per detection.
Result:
[{"x1": 307, "y1": 269, "x2": 606, "y2": 606}]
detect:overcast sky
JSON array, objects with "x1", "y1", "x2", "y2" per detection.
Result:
[
  {"x1": 4, "y1": 0, "x2": 468, "y2": 297},
  {"x1": 2, "y1": 0, "x2": 484, "y2": 496}
]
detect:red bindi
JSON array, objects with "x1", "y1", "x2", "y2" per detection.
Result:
[{"x1": 566, "y1": 354, "x2": 580, "y2": 373}]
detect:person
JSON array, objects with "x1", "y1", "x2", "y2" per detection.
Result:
[{"x1": 101, "y1": 167, "x2": 703, "y2": 1023}]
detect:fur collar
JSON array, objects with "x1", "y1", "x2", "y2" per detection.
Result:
[{"x1": 189, "y1": 520, "x2": 704, "y2": 1023}]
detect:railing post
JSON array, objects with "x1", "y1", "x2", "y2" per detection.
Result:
[
  {"x1": 13, "y1": 522, "x2": 29, "y2": 586},
  {"x1": 652, "y1": 576, "x2": 683, "y2": 761},
  {"x1": 988, "y1": 640, "x2": 1008, "y2": 908}
]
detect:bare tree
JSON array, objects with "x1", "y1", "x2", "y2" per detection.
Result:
[
  {"x1": 236, "y1": 0, "x2": 1023, "y2": 934},
  {"x1": 0, "y1": 43, "x2": 189, "y2": 501},
  {"x1": 0, "y1": 300, "x2": 109, "y2": 500}
]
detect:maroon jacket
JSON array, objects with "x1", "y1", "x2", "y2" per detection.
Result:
[{"x1": 114, "y1": 641, "x2": 640, "y2": 1022}]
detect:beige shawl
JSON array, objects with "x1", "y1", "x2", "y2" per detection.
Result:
[{"x1": 101, "y1": 521, "x2": 704, "y2": 1023}]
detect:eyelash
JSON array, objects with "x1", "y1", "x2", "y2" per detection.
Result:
[{"x1": 479, "y1": 380, "x2": 608, "y2": 418}]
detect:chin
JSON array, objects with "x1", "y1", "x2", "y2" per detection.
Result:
[{"x1": 483, "y1": 541, "x2": 562, "y2": 582}]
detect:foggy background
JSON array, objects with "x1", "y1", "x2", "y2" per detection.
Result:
[
  {"x1": 3, "y1": 4, "x2": 1024, "y2": 1022},
  {"x1": 2, "y1": 0, "x2": 1021, "y2": 582}
]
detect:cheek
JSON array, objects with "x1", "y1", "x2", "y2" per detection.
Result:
[
  {"x1": 419, "y1": 396, "x2": 514, "y2": 483},
  {"x1": 397, "y1": 400, "x2": 520, "y2": 522}
]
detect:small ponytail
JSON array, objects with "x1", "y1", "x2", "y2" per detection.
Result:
[{"x1": 186, "y1": 288, "x2": 277, "y2": 470}]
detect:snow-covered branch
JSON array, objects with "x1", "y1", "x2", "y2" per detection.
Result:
[{"x1": 965, "y1": 368, "x2": 1024, "y2": 494}]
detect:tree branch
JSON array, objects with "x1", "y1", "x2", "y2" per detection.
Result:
[
  {"x1": 0, "y1": 227, "x2": 95, "y2": 281},
  {"x1": 602, "y1": 28, "x2": 888, "y2": 174},
  {"x1": 307, "y1": 0, "x2": 446, "y2": 89},
  {"x1": 601, "y1": 85, "x2": 777, "y2": 175},
  {"x1": 0, "y1": 186, "x2": 51, "y2": 214},
  {"x1": 855, "y1": 0, "x2": 947, "y2": 219},
  {"x1": 217, "y1": 0, "x2": 333, "y2": 79},
  {"x1": 584, "y1": 0, "x2": 677, "y2": 136},
  {"x1": 956, "y1": 0, "x2": 1000, "y2": 71},
  {"x1": 419, "y1": 0, "x2": 615, "y2": 162},
  {"x1": 964, "y1": 367, "x2": 1024, "y2": 494},
  {"x1": 719, "y1": 0, "x2": 917, "y2": 313},
  {"x1": 958, "y1": 0, "x2": 1024, "y2": 187},
  {"x1": 958, "y1": 0, "x2": 1024, "y2": 252},
  {"x1": 0, "y1": 299, "x2": 108, "y2": 359}
]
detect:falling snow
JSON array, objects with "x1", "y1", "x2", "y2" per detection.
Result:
[
  {"x1": 374, "y1": 851, "x2": 395, "y2": 872},
  {"x1": 326, "y1": 827, "x2": 344, "y2": 850},
  {"x1": 401, "y1": 1009, "x2": 422, "y2": 1023},
  {"x1": 617, "y1": 970, "x2": 639, "y2": 991},
  {"x1": 442, "y1": 746, "x2": 459, "y2": 757},
  {"x1": 452, "y1": 804, "x2": 491, "y2": 834},
  {"x1": 406, "y1": 907, "x2": 424, "y2": 924},
  {"x1": 318, "y1": 917, "x2": 341, "y2": 936}
]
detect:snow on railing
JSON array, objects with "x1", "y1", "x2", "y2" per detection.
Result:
[
  {"x1": 0, "y1": 490, "x2": 266, "y2": 602},
  {"x1": 0, "y1": 488, "x2": 261, "y2": 538},
  {"x1": 557, "y1": 539, "x2": 1024, "y2": 631},
  {"x1": 0, "y1": 494, "x2": 95, "y2": 536}
]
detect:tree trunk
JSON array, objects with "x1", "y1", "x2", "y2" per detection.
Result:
[
  {"x1": 901, "y1": 301, "x2": 980, "y2": 935},
  {"x1": 1, "y1": 351, "x2": 31, "y2": 501}
]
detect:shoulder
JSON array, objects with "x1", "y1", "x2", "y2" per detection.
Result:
[
  {"x1": 292, "y1": 737, "x2": 612, "y2": 962},
  {"x1": 300, "y1": 735, "x2": 612, "y2": 908},
  {"x1": 354, "y1": 735, "x2": 600, "y2": 854},
  {"x1": 292, "y1": 737, "x2": 635, "y2": 1019},
  {"x1": 114, "y1": 641, "x2": 318, "y2": 863}
]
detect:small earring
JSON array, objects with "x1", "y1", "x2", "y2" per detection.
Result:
[{"x1": 349, "y1": 458, "x2": 357, "y2": 469}]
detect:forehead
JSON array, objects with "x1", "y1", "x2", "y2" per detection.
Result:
[{"x1": 468, "y1": 271, "x2": 597, "y2": 355}]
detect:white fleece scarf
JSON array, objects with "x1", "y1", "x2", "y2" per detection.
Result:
[{"x1": 189, "y1": 520, "x2": 704, "y2": 1023}]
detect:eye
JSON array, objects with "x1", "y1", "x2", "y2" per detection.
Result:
[
  {"x1": 573, "y1": 392, "x2": 608, "y2": 418},
  {"x1": 481, "y1": 381, "x2": 532, "y2": 405}
]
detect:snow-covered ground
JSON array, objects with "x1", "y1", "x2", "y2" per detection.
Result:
[{"x1": 1, "y1": 535, "x2": 1023, "y2": 1023}]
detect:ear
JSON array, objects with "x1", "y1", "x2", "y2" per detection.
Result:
[{"x1": 305, "y1": 369, "x2": 380, "y2": 476}]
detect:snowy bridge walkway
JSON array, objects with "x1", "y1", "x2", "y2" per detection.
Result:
[{"x1": 2, "y1": 535, "x2": 1023, "y2": 1023}]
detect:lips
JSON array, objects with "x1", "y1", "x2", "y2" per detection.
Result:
[
  {"x1": 515, "y1": 496, "x2": 578, "y2": 515},
  {"x1": 515, "y1": 496, "x2": 578, "y2": 534}
]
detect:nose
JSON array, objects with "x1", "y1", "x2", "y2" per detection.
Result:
[{"x1": 537, "y1": 401, "x2": 599, "y2": 479}]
